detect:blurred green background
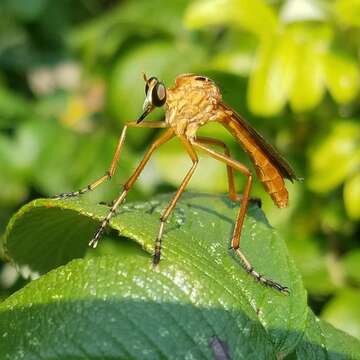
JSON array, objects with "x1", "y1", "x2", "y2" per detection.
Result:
[{"x1": 0, "y1": 0, "x2": 359, "y2": 340}]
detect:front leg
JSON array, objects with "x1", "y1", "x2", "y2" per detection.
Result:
[
  {"x1": 89, "y1": 128, "x2": 174, "y2": 249},
  {"x1": 52, "y1": 121, "x2": 168, "y2": 199}
]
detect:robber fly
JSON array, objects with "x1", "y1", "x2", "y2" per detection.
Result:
[{"x1": 54, "y1": 74, "x2": 298, "y2": 293}]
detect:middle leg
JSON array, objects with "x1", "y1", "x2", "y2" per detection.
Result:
[
  {"x1": 153, "y1": 136, "x2": 199, "y2": 265},
  {"x1": 196, "y1": 136, "x2": 237, "y2": 201}
]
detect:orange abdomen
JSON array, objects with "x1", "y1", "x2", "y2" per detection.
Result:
[
  {"x1": 221, "y1": 117, "x2": 289, "y2": 208},
  {"x1": 250, "y1": 150, "x2": 288, "y2": 208}
]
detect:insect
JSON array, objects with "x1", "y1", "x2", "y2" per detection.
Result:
[{"x1": 54, "y1": 73, "x2": 298, "y2": 293}]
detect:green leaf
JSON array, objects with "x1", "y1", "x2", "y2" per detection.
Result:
[
  {"x1": 0, "y1": 85, "x2": 31, "y2": 126},
  {"x1": 334, "y1": 0, "x2": 360, "y2": 27},
  {"x1": 1, "y1": 0, "x2": 48, "y2": 21},
  {"x1": 248, "y1": 28, "x2": 297, "y2": 116},
  {"x1": 344, "y1": 173, "x2": 360, "y2": 219},
  {"x1": 68, "y1": 0, "x2": 190, "y2": 64},
  {"x1": 321, "y1": 289, "x2": 360, "y2": 340},
  {"x1": 0, "y1": 256, "x2": 277, "y2": 359},
  {"x1": 324, "y1": 52, "x2": 360, "y2": 104},
  {"x1": 287, "y1": 236, "x2": 337, "y2": 296},
  {"x1": 293, "y1": 309, "x2": 360, "y2": 359},
  {"x1": 184, "y1": 0, "x2": 278, "y2": 38},
  {"x1": 248, "y1": 24, "x2": 332, "y2": 116},
  {"x1": 1, "y1": 194, "x2": 360, "y2": 357},
  {"x1": 343, "y1": 249, "x2": 360, "y2": 284},
  {"x1": 319, "y1": 319, "x2": 360, "y2": 359},
  {"x1": 308, "y1": 120, "x2": 360, "y2": 192},
  {"x1": 291, "y1": 310, "x2": 329, "y2": 359},
  {"x1": 289, "y1": 25, "x2": 332, "y2": 113},
  {"x1": 2, "y1": 194, "x2": 309, "y2": 355},
  {"x1": 211, "y1": 46, "x2": 256, "y2": 76},
  {"x1": 0, "y1": 121, "x2": 38, "y2": 205}
]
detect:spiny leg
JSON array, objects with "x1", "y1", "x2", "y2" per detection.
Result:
[
  {"x1": 53, "y1": 121, "x2": 168, "y2": 199},
  {"x1": 191, "y1": 140, "x2": 289, "y2": 294},
  {"x1": 233, "y1": 250, "x2": 289, "y2": 293},
  {"x1": 153, "y1": 137, "x2": 198, "y2": 265},
  {"x1": 89, "y1": 128, "x2": 174, "y2": 248}
]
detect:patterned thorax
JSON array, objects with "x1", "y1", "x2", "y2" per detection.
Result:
[{"x1": 165, "y1": 74, "x2": 224, "y2": 139}]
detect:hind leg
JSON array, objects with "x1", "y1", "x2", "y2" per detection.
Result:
[{"x1": 191, "y1": 140, "x2": 289, "y2": 294}]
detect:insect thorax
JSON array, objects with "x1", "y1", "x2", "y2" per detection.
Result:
[{"x1": 165, "y1": 74, "x2": 224, "y2": 139}]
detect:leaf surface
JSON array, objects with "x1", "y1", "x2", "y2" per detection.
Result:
[{"x1": 1, "y1": 194, "x2": 359, "y2": 358}]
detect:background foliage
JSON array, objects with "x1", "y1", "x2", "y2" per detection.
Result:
[{"x1": 0, "y1": 0, "x2": 359, "y2": 344}]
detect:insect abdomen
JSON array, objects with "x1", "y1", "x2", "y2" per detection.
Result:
[
  {"x1": 251, "y1": 150, "x2": 289, "y2": 208},
  {"x1": 220, "y1": 116, "x2": 289, "y2": 208}
]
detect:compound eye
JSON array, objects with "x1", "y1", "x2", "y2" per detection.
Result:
[
  {"x1": 152, "y1": 82, "x2": 166, "y2": 107},
  {"x1": 145, "y1": 76, "x2": 158, "y2": 94}
]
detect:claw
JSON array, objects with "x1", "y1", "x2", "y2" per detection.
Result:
[
  {"x1": 152, "y1": 253, "x2": 161, "y2": 265},
  {"x1": 88, "y1": 238, "x2": 98, "y2": 248},
  {"x1": 98, "y1": 201, "x2": 115, "y2": 207},
  {"x1": 51, "y1": 194, "x2": 66, "y2": 200},
  {"x1": 273, "y1": 283, "x2": 290, "y2": 295},
  {"x1": 88, "y1": 228, "x2": 103, "y2": 248},
  {"x1": 52, "y1": 192, "x2": 77, "y2": 200}
]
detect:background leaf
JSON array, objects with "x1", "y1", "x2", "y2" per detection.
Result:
[
  {"x1": 321, "y1": 289, "x2": 360, "y2": 340},
  {"x1": 324, "y1": 52, "x2": 360, "y2": 104},
  {"x1": 184, "y1": 0, "x2": 278, "y2": 38},
  {"x1": 334, "y1": 0, "x2": 360, "y2": 27},
  {"x1": 344, "y1": 173, "x2": 360, "y2": 219},
  {"x1": 343, "y1": 249, "x2": 360, "y2": 285},
  {"x1": 308, "y1": 120, "x2": 360, "y2": 193}
]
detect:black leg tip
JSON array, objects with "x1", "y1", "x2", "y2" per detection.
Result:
[
  {"x1": 88, "y1": 238, "x2": 98, "y2": 248},
  {"x1": 152, "y1": 253, "x2": 161, "y2": 265},
  {"x1": 89, "y1": 228, "x2": 104, "y2": 248},
  {"x1": 51, "y1": 194, "x2": 64, "y2": 200},
  {"x1": 98, "y1": 201, "x2": 110, "y2": 207},
  {"x1": 267, "y1": 279, "x2": 290, "y2": 295},
  {"x1": 279, "y1": 286, "x2": 290, "y2": 295},
  {"x1": 52, "y1": 192, "x2": 79, "y2": 200}
]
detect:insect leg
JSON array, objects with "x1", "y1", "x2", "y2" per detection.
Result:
[
  {"x1": 53, "y1": 121, "x2": 168, "y2": 199},
  {"x1": 196, "y1": 137, "x2": 237, "y2": 202},
  {"x1": 89, "y1": 128, "x2": 174, "y2": 248},
  {"x1": 153, "y1": 137, "x2": 198, "y2": 265},
  {"x1": 196, "y1": 136, "x2": 261, "y2": 207},
  {"x1": 191, "y1": 140, "x2": 289, "y2": 294}
]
